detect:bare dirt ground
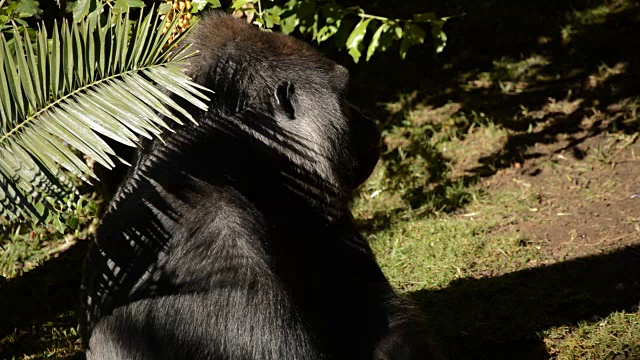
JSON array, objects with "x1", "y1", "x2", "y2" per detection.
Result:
[{"x1": 484, "y1": 121, "x2": 640, "y2": 260}]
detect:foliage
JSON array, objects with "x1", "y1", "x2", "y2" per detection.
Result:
[
  {"x1": 64, "y1": 0, "x2": 449, "y2": 63},
  {"x1": 0, "y1": 0, "x2": 41, "y2": 39},
  {"x1": 0, "y1": 2, "x2": 209, "y2": 229},
  {"x1": 52, "y1": 0, "x2": 449, "y2": 63},
  {"x1": 68, "y1": 0, "x2": 146, "y2": 21},
  {"x1": 229, "y1": 0, "x2": 449, "y2": 63},
  {"x1": 0, "y1": 0, "x2": 444, "y2": 229}
]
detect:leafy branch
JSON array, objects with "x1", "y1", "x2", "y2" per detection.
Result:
[
  {"x1": 0, "y1": 4, "x2": 209, "y2": 229},
  {"x1": 232, "y1": 0, "x2": 449, "y2": 63}
]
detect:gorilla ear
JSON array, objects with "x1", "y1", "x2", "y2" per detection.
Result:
[{"x1": 274, "y1": 81, "x2": 296, "y2": 119}]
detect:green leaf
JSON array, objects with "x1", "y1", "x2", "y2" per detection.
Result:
[
  {"x1": 85, "y1": 88, "x2": 158, "y2": 139},
  {"x1": 263, "y1": 12, "x2": 280, "y2": 29},
  {"x1": 316, "y1": 5, "x2": 343, "y2": 43},
  {"x1": 41, "y1": 108, "x2": 115, "y2": 169},
  {"x1": 114, "y1": 12, "x2": 130, "y2": 73},
  {"x1": 296, "y1": 1, "x2": 318, "y2": 36},
  {"x1": 1, "y1": 2, "x2": 20, "y2": 17},
  {"x1": 231, "y1": 0, "x2": 254, "y2": 11},
  {"x1": 0, "y1": 53, "x2": 11, "y2": 128},
  {"x1": 73, "y1": 21, "x2": 85, "y2": 84},
  {"x1": 29, "y1": 124, "x2": 94, "y2": 181},
  {"x1": 378, "y1": 24, "x2": 400, "y2": 52},
  {"x1": 346, "y1": 17, "x2": 372, "y2": 49},
  {"x1": 279, "y1": 12, "x2": 298, "y2": 34},
  {"x1": 127, "y1": 0, "x2": 145, "y2": 8},
  {"x1": 0, "y1": 6, "x2": 211, "y2": 227},
  {"x1": 12, "y1": 28, "x2": 38, "y2": 111},
  {"x1": 68, "y1": 215, "x2": 79, "y2": 229},
  {"x1": 332, "y1": 16, "x2": 355, "y2": 49},
  {"x1": 14, "y1": 0, "x2": 43, "y2": 18},
  {"x1": 112, "y1": 0, "x2": 145, "y2": 14},
  {"x1": 208, "y1": 0, "x2": 223, "y2": 8},
  {"x1": 36, "y1": 25, "x2": 48, "y2": 105},
  {"x1": 1, "y1": 37, "x2": 25, "y2": 118},
  {"x1": 61, "y1": 22, "x2": 74, "y2": 91},
  {"x1": 399, "y1": 22, "x2": 426, "y2": 60},
  {"x1": 366, "y1": 22, "x2": 389, "y2": 62},
  {"x1": 394, "y1": 24, "x2": 403, "y2": 39},
  {"x1": 144, "y1": 66, "x2": 209, "y2": 112},
  {"x1": 270, "y1": 0, "x2": 301, "y2": 34},
  {"x1": 346, "y1": 18, "x2": 372, "y2": 63},
  {"x1": 82, "y1": 10, "x2": 98, "y2": 82},
  {"x1": 66, "y1": 97, "x2": 138, "y2": 147},
  {"x1": 413, "y1": 12, "x2": 449, "y2": 53},
  {"x1": 127, "y1": 9, "x2": 149, "y2": 69},
  {"x1": 67, "y1": 0, "x2": 92, "y2": 23},
  {"x1": 190, "y1": 0, "x2": 222, "y2": 12},
  {"x1": 52, "y1": 215, "x2": 67, "y2": 233},
  {"x1": 159, "y1": 2, "x2": 172, "y2": 14},
  {"x1": 125, "y1": 73, "x2": 195, "y2": 124},
  {"x1": 190, "y1": 0, "x2": 206, "y2": 12},
  {"x1": 298, "y1": 12, "x2": 318, "y2": 38},
  {"x1": 431, "y1": 19, "x2": 448, "y2": 53},
  {"x1": 50, "y1": 21, "x2": 61, "y2": 98}
]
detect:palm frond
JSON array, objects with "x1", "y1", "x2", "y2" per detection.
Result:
[{"x1": 0, "y1": 7, "x2": 210, "y2": 227}]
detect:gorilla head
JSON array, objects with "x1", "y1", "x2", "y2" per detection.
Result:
[{"x1": 171, "y1": 13, "x2": 381, "y2": 216}]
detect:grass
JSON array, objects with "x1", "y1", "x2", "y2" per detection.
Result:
[
  {"x1": 349, "y1": 0, "x2": 640, "y2": 357},
  {"x1": 357, "y1": 112, "x2": 640, "y2": 358},
  {"x1": 2, "y1": 0, "x2": 640, "y2": 358},
  {"x1": 544, "y1": 311, "x2": 640, "y2": 360},
  {"x1": 2, "y1": 319, "x2": 81, "y2": 359},
  {"x1": 0, "y1": 200, "x2": 96, "y2": 359}
]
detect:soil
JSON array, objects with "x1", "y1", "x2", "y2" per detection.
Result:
[{"x1": 484, "y1": 120, "x2": 640, "y2": 259}]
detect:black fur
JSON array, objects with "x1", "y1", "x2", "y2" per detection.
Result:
[{"x1": 81, "y1": 12, "x2": 442, "y2": 360}]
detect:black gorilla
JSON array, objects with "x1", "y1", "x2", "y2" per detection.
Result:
[{"x1": 81, "y1": 12, "x2": 442, "y2": 360}]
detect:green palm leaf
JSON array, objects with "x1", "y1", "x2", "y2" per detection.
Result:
[{"x1": 0, "y1": 7, "x2": 210, "y2": 227}]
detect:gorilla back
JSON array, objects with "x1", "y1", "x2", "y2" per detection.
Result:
[{"x1": 81, "y1": 12, "x2": 441, "y2": 360}]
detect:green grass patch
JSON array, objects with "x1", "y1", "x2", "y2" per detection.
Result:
[{"x1": 544, "y1": 311, "x2": 640, "y2": 360}]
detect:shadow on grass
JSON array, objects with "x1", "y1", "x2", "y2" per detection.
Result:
[
  {"x1": 411, "y1": 244, "x2": 640, "y2": 360},
  {"x1": 336, "y1": 0, "x2": 640, "y2": 214},
  {"x1": 0, "y1": 241, "x2": 88, "y2": 359},
  {"x1": 1, "y1": 237, "x2": 639, "y2": 359}
]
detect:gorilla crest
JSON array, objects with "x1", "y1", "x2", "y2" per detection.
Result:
[{"x1": 81, "y1": 12, "x2": 443, "y2": 360}]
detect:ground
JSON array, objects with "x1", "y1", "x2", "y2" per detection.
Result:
[{"x1": 1, "y1": 0, "x2": 639, "y2": 359}]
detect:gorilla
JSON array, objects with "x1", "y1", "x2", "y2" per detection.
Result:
[{"x1": 81, "y1": 12, "x2": 443, "y2": 360}]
